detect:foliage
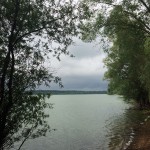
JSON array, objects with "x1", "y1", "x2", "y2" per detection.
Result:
[
  {"x1": 104, "y1": 8, "x2": 147, "y2": 101},
  {"x1": 3, "y1": 93, "x2": 52, "y2": 150},
  {"x1": 0, "y1": 0, "x2": 86, "y2": 149},
  {"x1": 82, "y1": 0, "x2": 150, "y2": 107}
]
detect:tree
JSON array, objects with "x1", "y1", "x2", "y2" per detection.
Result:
[
  {"x1": 0, "y1": 0, "x2": 86, "y2": 149},
  {"x1": 81, "y1": 0, "x2": 150, "y2": 107},
  {"x1": 103, "y1": 6, "x2": 149, "y2": 107}
]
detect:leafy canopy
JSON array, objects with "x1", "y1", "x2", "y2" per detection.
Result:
[
  {"x1": 0, "y1": 0, "x2": 87, "y2": 149},
  {"x1": 82, "y1": 0, "x2": 150, "y2": 107}
]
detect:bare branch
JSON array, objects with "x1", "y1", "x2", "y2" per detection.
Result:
[{"x1": 139, "y1": 0, "x2": 150, "y2": 13}]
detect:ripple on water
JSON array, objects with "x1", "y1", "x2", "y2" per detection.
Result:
[{"x1": 106, "y1": 108, "x2": 147, "y2": 150}]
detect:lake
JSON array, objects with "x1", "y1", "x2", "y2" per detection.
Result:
[{"x1": 22, "y1": 94, "x2": 146, "y2": 150}]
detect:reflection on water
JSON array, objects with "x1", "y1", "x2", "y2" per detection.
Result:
[
  {"x1": 106, "y1": 105, "x2": 147, "y2": 150},
  {"x1": 21, "y1": 94, "x2": 147, "y2": 150}
]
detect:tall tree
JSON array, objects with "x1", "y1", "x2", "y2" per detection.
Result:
[
  {"x1": 104, "y1": 6, "x2": 148, "y2": 106},
  {"x1": 0, "y1": 0, "x2": 86, "y2": 149},
  {"x1": 81, "y1": 0, "x2": 150, "y2": 107}
]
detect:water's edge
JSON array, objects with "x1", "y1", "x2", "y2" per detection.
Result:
[{"x1": 121, "y1": 113, "x2": 150, "y2": 150}]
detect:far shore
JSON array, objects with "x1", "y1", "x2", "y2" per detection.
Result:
[{"x1": 33, "y1": 90, "x2": 107, "y2": 95}]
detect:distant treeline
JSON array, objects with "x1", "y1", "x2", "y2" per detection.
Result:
[{"x1": 33, "y1": 90, "x2": 107, "y2": 95}]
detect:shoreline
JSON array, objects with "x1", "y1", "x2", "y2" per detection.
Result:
[{"x1": 122, "y1": 115, "x2": 150, "y2": 150}]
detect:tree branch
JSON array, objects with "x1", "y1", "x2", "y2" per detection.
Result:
[
  {"x1": 124, "y1": 10, "x2": 150, "y2": 35},
  {"x1": 139, "y1": 0, "x2": 150, "y2": 13},
  {"x1": 13, "y1": 16, "x2": 65, "y2": 46}
]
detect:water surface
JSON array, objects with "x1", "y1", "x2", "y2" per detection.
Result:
[{"x1": 23, "y1": 94, "x2": 146, "y2": 150}]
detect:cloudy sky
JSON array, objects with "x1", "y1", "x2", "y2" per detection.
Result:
[{"x1": 48, "y1": 38, "x2": 108, "y2": 91}]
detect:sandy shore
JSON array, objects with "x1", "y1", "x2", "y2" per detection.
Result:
[{"x1": 126, "y1": 119, "x2": 150, "y2": 150}]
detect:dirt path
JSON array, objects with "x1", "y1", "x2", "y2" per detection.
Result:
[{"x1": 126, "y1": 120, "x2": 150, "y2": 150}]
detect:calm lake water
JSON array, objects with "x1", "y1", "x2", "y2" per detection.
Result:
[{"x1": 23, "y1": 94, "x2": 147, "y2": 150}]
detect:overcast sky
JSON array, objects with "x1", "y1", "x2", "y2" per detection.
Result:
[{"x1": 46, "y1": 38, "x2": 108, "y2": 91}]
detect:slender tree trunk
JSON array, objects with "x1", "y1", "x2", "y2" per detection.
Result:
[
  {"x1": 0, "y1": 51, "x2": 11, "y2": 103},
  {"x1": 0, "y1": 47, "x2": 15, "y2": 149},
  {"x1": 0, "y1": 50, "x2": 11, "y2": 148},
  {"x1": 0, "y1": 0, "x2": 19, "y2": 148}
]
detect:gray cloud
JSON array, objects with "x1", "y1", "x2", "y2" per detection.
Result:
[
  {"x1": 46, "y1": 38, "x2": 108, "y2": 91},
  {"x1": 55, "y1": 75, "x2": 108, "y2": 91},
  {"x1": 41, "y1": 74, "x2": 108, "y2": 91},
  {"x1": 67, "y1": 38, "x2": 104, "y2": 59}
]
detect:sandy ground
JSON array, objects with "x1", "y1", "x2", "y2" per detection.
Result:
[{"x1": 126, "y1": 120, "x2": 150, "y2": 150}]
